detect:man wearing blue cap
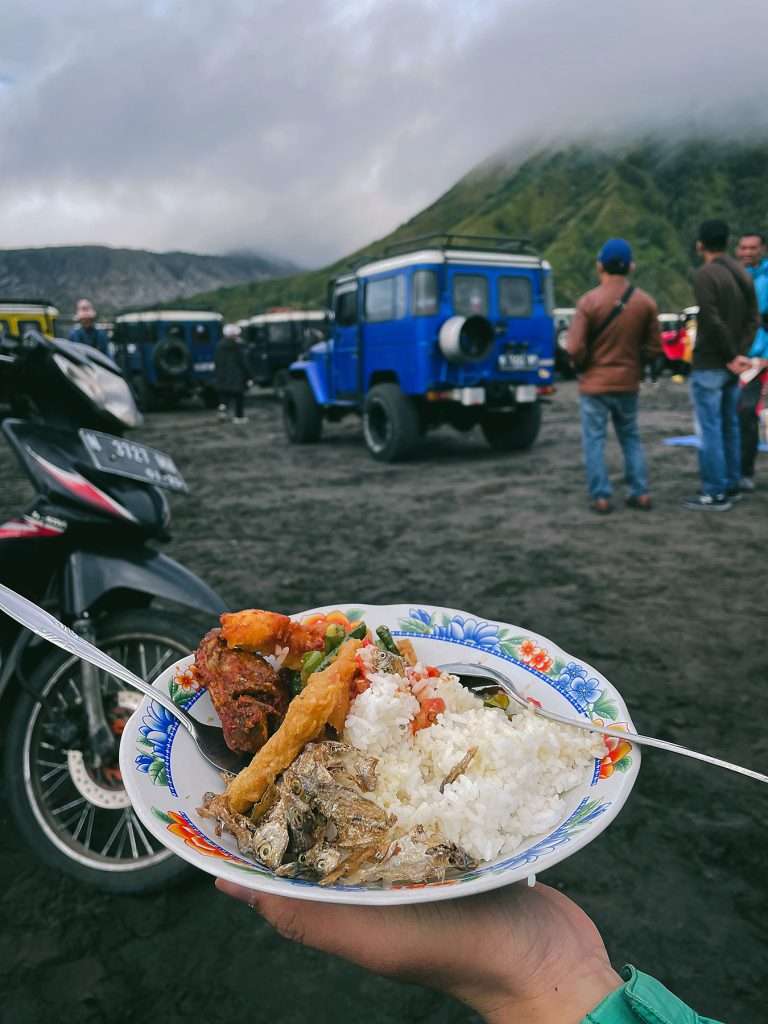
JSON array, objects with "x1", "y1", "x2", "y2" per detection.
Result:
[{"x1": 567, "y1": 239, "x2": 662, "y2": 513}]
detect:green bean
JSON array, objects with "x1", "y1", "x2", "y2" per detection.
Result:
[
  {"x1": 286, "y1": 670, "x2": 303, "y2": 697},
  {"x1": 375, "y1": 626, "x2": 401, "y2": 655},
  {"x1": 324, "y1": 623, "x2": 346, "y2": 653},
  {"x1": 301, "y1": 618, "x2": 372, "y2": 684},
  {"x1": 300, "y1": 649, "x2": 325, "y2": 683}
]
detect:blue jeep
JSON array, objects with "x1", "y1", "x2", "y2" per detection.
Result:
[
  {"x1": 282, "y1": 235, "x2": 555, "y2": 461},
  {"x1": 112, "y1": 310, "x2": 223, "y2": 410}
]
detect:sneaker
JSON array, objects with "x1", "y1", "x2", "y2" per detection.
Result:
[
  {"x1": 682, "y1": 493, "x2": 732, "y2": 511},
  {"x1": 232, "y1": 416, "x2": 249, "y2": 424},
  {"x1": 626, "y1": 494, "x2": 652, "y2": 510},
  {"x1": 739, "y1": 476, "x2": 756, "y2": 492},
  {"x1": 590, "y1": 498, "x2": 613, "y2": 515}
]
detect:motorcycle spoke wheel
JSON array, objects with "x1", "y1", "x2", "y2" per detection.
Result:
[{"x1": 21, "y1": 629, "x2": 189, "y2": 875}]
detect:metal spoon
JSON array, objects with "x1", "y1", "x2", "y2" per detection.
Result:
[
  {"x1": 0, "y1": 582, "x2": 247, "y2": 775},
  {"x1": 439, "y1": 661, "x2": 768, "y2": 785}
]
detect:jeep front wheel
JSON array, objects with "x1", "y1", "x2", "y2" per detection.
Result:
[
  {"x1": 481, "y1": 401, "x2": 542, "y2": 452},
  {"x1": 363, "y1": 384, "x2": 420, "y2": 462},
  {"x1": 283, "y1": 378, "x2": 322, "y2": 443}
]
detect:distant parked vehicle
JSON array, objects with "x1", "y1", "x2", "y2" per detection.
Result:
[
  {"x1": 0, "y1": 299, "x2": 59, "y2": 341},
  {"x1": 243, "y1": 309, "x2": 328, "y2": 395},
  {"x1": 0, "y1": 300, "x2": 61, "y2": 409},
  {"x1": 659, "y1": 307, "x2": 697, "y2": 377},
  {"x1": 553, "y1": 306, "x2": 576, "y2": 378},
  {"x1": 112, "y1": 310, "x2": 223, "y2": 410},
  {"x1": 283, "y1": 234, "x2": 556, "y2": 461}
]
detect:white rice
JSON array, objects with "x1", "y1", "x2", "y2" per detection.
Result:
[{"x1": 343, "y1": 668, "x2": 604, "y2": 863}]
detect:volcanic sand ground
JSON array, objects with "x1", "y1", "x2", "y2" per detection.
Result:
[{"x1": 0, "y1": 379, "x2": 766, "y2": 1023}]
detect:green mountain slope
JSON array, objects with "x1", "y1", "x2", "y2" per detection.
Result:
[{"x1": 184, "y1": 139, "x2": 768, "y2": 318}]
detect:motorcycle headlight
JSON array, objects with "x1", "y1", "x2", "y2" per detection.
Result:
[{"x1": 53, "y1": 354, "x2": 143, "y2": 428}]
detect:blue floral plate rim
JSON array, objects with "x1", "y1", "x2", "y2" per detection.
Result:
[{"x1": 119, "y1": 602, "x2": 640, "y2": 905}]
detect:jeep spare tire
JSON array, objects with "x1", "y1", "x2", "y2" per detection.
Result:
[
  {"x1": 283, "y1": 377, "x2": 322, "y2": 443},
  {"x1": 481, "y1": 400, "x2": 542, "y2": 452},
  {"x1": 439, "y1": 315, "x2": 494, "y2": 364},
  {"x1": 153, "y1": 336, "x2": 191, "y2": 377},
  {"x1": 363, "y1": 383, "x2": 420, "y2": 462}
]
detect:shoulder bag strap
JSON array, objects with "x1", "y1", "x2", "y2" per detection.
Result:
[{"x1": 584, "y1": 284, "x2": 635, "y2": 366}]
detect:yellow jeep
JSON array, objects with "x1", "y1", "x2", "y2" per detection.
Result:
[{"x1": 0, "y1": 300, "x2": 59, "y2": 339}]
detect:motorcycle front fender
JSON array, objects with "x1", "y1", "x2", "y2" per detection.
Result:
[{"x1": 61, "y1": 546, "x2": 227, "y2": 619}]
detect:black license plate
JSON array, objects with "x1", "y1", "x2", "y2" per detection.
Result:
[
  {"x1": 498, "y1": 352, "x2": 539, "y2": 371},
  {"x1": 79, "y1": 430, "x2": 188, "y2": 493}
]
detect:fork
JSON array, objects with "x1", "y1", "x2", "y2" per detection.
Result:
[
  {"x1": 0, "y1": 582, "x2": 247, "y2": 775},
  {"x1": 439, "y1": 661, "x2": 768, "y2": 785}
]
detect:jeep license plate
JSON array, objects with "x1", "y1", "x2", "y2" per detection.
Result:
[
  {"x1": 498, "y1": 352, "x2": 539, "y2": 371},
  {"x1": 79, "y1": 430, "x2": 188, "y2": 493}
]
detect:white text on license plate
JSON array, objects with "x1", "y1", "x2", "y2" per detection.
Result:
[{"x1": 499, "y1": 353, "x2": 539, "y2": 370}]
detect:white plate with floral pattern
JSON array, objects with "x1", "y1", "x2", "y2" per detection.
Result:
[{"x1": 119, "y1": 604, "x2": 640, "y2": 905}]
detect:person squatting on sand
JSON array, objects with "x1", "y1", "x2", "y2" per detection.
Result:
[
  {"x1": 215, "y1": 322, "x2": 251, "y2": 424},
  {"x1": 735, "y1": 230, "x2": 768, "y2": 491},
  {"x1": 566, "y1": 239, "x2": 662, "y2": 515},
  {"x1": 216, "y1": 878, "x2": 723, "y2": 1023},
  {"x1": 683, "y1": 220, "x2": 759, "y2": 511}
]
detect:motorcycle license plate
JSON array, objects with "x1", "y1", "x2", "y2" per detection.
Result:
[
  {"x1": 79, "y1": 430, "x2": 188, "y2": 493},
  {"x1": 498, "y1": 352, "x2": 539, "y2": 371}
]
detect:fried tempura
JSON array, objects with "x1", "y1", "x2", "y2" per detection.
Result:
[
  {"x1": 397, "y1": 638, "x2": 418, "y2": 666},
  {"x1": 220, "y1": 609, "x2": 327, "y2": 669},
  {"x1": 226, "y1": 637, "x2": 362, "y2": 813}
]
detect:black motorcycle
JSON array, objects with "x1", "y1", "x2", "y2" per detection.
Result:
[{"x1": 0, "y1": 329, "x2": 226, "y2": 892}]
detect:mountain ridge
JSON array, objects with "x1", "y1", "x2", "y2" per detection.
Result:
[{"x1": 0, "y1": 244, "x2": 299, "y2": 316}]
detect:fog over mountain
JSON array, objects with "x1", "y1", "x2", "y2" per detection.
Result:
[
  {"x1": 1, "y1": 1, "x2": 767, "y2": 266},
  {"x1": 180, "y1": 138, "x2": 768, "y2": 318}
]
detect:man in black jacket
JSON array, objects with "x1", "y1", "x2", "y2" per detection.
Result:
[
  {"x1": 215, "y1": 323, "x2": 251, "y2": 423},
  {"x1": 683, "y1": 220, "x2": 758, "y2": 511}
]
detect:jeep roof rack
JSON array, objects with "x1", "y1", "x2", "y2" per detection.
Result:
[{"x1": 383, "y1": 234, "x2": 539, "y2": 258}]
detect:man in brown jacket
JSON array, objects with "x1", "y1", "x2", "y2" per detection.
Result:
[{"x1": 567, "y1": 239, "x2": 661, "y2": 513}]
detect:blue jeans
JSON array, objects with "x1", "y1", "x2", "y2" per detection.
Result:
[
  {"x1": 580, "y1": 393, "x2": 649, "y2": 499},
  {"x1": 689, "y1": 370, "x2": 741, "y2": 496}
]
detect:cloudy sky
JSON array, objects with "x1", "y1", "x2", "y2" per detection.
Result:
[{"x1": 1, "y1": 0, "x2": 766, "y2": 266}]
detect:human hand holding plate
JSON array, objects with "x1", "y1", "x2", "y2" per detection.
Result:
[{"x1": 215, "y1": 876, "x2": 623, "y2": 1022}]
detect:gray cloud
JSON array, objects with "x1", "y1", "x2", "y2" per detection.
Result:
[{"x1": 1, "y1": 0, "x2": 767, "y2": 265}]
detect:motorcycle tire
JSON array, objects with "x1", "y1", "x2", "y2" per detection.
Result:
[{"x1": 4, "y1": 608, "x2": 201, "y2": 893}]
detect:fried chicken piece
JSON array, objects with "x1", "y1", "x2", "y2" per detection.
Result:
[
  {"x1": 220, "y1": 609, "x2": 327, "y2": 670},
  {"x1": 193, "y1": 628, "x2": 291, "y2": 754},
  {"x1": 227, "y1": 637, "x2": 362, "y2": 813}
]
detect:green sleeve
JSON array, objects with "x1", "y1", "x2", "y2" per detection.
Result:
[{"x1": 582, "y1": 965, "x2": 724, "y2": 1024}]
